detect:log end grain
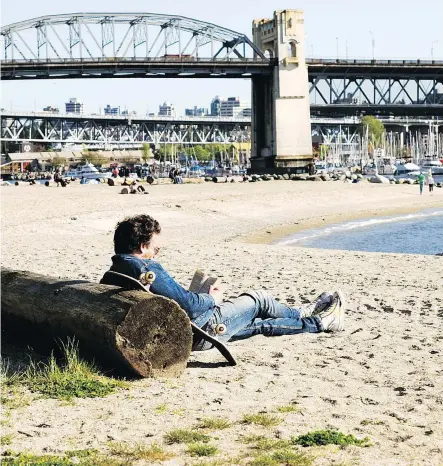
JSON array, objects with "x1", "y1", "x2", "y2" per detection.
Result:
[{"x1": 116, "y1": 296, "x2": 193, "y2": 378}]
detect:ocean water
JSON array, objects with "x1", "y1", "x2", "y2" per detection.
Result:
[{"x1": 277, "y1": 209, "x2": 443, "y2": 255}]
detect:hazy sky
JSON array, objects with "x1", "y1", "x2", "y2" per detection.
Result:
[{"x1": 1, "y1": 0, "x2": 442, "y2": 114}]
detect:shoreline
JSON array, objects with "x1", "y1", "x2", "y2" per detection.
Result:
[{"x1": 245, "y1": 200, "x2": 443, "y2": 246}]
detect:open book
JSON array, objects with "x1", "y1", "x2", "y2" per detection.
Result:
[{"x1": 189, "y1": 269, "x2": 219, "y2": 294}]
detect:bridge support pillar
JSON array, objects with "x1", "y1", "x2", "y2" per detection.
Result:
[{"x1": 250, "y1": 10, "x2": 313, "y2": 174}]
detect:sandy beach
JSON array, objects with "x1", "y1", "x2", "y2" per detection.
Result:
[{"x1": 1, "y1": 179, "x2": 442, "y2": 465}]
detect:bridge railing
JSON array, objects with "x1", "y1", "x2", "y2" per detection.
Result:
[
  {"x1": 311, "y1": 116, "x2": 442, "y2": 123},
  {"x1": 6, "y1": 57, "x2": 441, "y2": 66},
  {"x1": 1, "y1": 57, "x2": 272, "y2": 64},
  {"x1": 4, "y1": 111, "x2": 440, "y2": 125},
  {"x1": 1, "y1": 111, "x2": 251, "y2": 123},
  {"x1": 306, "y1": 58, "x2": 443, "y2": 66}
]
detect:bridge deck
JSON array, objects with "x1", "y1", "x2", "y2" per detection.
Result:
[
  {"x1": 2, "y1": 111, "x2": 442, "y2": 127},
  {"x1": 307, "y1": 58, "x2": 443, "y2": 78},
  {"x1": 2, "y1": 58, "x2": 442, "y2": 80},
  {"x1": 1, "y1": 58, "x2": 274, "y2": 80}
]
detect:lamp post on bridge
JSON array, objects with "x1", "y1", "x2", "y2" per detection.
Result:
[
  {"x1": 336, "y1": 37, "x2": 339, "y2": 59},
  {"x1": 369, "y1": 31, "x2": 375, "y2": 60},
  {"x1": 431, "y1": 40, "x2": 439, "y2": 60}
]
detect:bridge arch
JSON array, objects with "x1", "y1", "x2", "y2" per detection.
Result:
[{"x1": 1, "y1": 12, "x2": 268, "y2": 61}]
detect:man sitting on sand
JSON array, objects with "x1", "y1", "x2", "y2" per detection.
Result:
[
  {"x1": 108, "y1": 215, "x2": 345, "y2": 349},
  {"x1": 129, "y1": 181, "x2": 148, "y2": 194}
]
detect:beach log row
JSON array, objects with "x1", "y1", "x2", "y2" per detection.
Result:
[{"x1": 1, "y1": 268, "x2": 193, "y2": 378}]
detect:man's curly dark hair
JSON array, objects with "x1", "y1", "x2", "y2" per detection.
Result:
[{"x1": 114, "y1": 215, "x2": 161, "y2": 254}]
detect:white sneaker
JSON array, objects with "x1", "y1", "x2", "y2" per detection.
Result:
[
  {"x1": 317, "y1": 291, "x2": 345, "y2": 332},
  {"x1": 299, "y1": 291, "x2": 334, "y2": 318}
]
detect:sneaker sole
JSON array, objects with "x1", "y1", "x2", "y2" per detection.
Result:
[
  {"x1": 334, "y1": 290, "x2": 346, "y2": 311},
  {"x1": 333, "y1": 290, "x2": 346, "y2": 331}
]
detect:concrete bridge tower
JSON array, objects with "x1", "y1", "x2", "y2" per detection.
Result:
[{"x1": 250, "y1": 10, "x2": 313, "y2": 173}]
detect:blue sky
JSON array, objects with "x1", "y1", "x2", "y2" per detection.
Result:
[{"x1": 1, "y1": 0, "x2": 442, "y2": 115}]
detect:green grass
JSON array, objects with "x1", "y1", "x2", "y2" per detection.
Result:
[
  {"x1": 1, "y1": 453, "x2": 73, "y2": 466},
  {"x1": 276, "y1": 403, "x2": 300, "y2": 413},
  {"x1": 154, "y1": 404, "x2": 168, "y2": 414},
  {"x1": 108, "y1": 441, "x2": 173, "y2": 461},
  {"x1": 171, "y1": 408, "x2": 186, "y2": 416},
  {"x1": 1, "y1": 434, "x2": 14, "y2": 446},
  {"x1": 23, "y1": 339, "x2": 126, "y2": 400},
  {"x1": 242, "y1": 413, "x2": 281, "y2": 427},
  {"x1": 1, "y1": 340, "x2": 126, "y2": 401},
  {"x1": 0, "y1": 361, "x2": 30, "y2": 410},
  {"x1": 187, "y1": 443, "x2": 218, "y2": 457},
  {"x1": 81, "y1": 458, "x2": 129, "y2": 466},
  {"x1": 193, "y1": 459, "x2": 245, "y2": 466},
  {"x1": 1, "y1": 451, "x2": 128, "y2": 466},
  {"x1": 196, "y1": 417, "x2": 232, "y2": 430},
  {"x1": 0, "y1": 392, "x2": 30, "y2": 410},
  {"x1": 65, "y1": 449, "x2": 98, "y2": 458},
  {"x1": 249, "y1": 449, "x2": 313, "y2": 466},
  {"x1": 360, "y1": 419, "x2": 385, "y2": 426},
  {"x1": 164, "y1": 428, "x2": 211, "y2": 445},
  {"x1": 238, "y1": 434, "x2": 292, "y2": 451},
  {"x1": 292, "y1": 430, "x2": 371, "y2": 447},
  {"x1": 1, "y1": 360, "x2": 22, "y2": 386}
]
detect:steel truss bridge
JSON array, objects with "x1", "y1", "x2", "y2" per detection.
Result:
[
  {"x1": 1, "y1": 13, "x2": 443, "y2": 118},
  {"x1": 0, "y1": 112, "x2": 251, "y2": 145},
  {"x1": 2, "y1": 111, "x2": 441, "y2": 147},
  {"x1": 308, "y1": 59, "x2": 443, "y2": 116},
  {"x1": 0, "y1": 13, "x2": 270, "y2": 79}
]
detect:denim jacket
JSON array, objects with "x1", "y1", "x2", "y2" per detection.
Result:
[{"x1": 110, "y1": 254, "x2": 215, "y2": 328}]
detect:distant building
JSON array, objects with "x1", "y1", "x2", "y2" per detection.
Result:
[
  {"x1": 65, "y1": 98, "x2": 84, "y2": 114},
  {"x1": 121, "y1": 109, "x2": 137, "y2": 116},
  {"x1": 219, "y1": 96, "x2": 250, "y2": 117},
  {"x1": 104, "y1": 104, "x2": 120, "y2": 115},
  {"x1": 242, "y1": 107, "x2": 252, "y2": 118},
  {"x1": 185, "y1": 106, "x2": 207, "y2": 117},
  {"x1": 210, "y1": 96, "x2": 222, "y2": 116},
  {"x1": 43, "y1": 105, "x2": 59, "y2": 113},
  {"x1": 158, "y1": 101, "x2": 175, "y2": 117}
]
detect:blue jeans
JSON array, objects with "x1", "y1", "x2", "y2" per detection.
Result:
[{"x1": 206, "y1": 290, "x2": 322, "y2": 343}]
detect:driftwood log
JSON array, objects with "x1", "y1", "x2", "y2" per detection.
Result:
[{"x1": 1, "y1": 268, "x2": 193, "y2": 378}]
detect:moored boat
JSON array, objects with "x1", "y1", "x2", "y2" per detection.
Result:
[
  {"x1": 419, "y1": 159, "x2": 443, "y2": 175},
  {"x1": 64, "y1": 163, "x2": 111, "y2": 180},
  {"x1": 395, "y1": 162, "x2": 420, "y2": 176}
]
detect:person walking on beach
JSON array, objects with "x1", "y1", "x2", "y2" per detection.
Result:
[
  {"x1": 107, "y1": 215, "x2": 345, "y2": 351},
  {"x1": 427, "y1": 170, "x2": 434, "y2": 194},
  {"x1": 417, "y1": 172, "x2": 426, "y2": 195}
]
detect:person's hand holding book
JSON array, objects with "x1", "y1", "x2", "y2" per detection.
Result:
[{"x1": 209, "y1": 284, "x2": 224, "y2": 305}]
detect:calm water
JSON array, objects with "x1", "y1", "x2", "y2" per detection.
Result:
[{"x1": 278, "y1": 210, "x2": 443, "y2": 255}]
